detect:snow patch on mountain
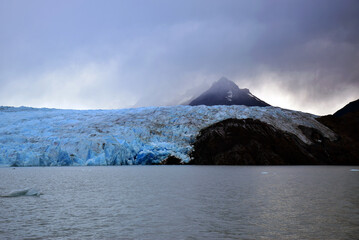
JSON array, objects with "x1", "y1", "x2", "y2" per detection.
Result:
[
  {"x1": 0, "y1": 105, "x2": 336, "y2": 166},
  {"x1": 226, "y1": 90, "x2": 233, "y2": 102}
]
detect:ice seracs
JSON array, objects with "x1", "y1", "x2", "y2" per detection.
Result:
[{"x1": 0, "y1": 105, "x2": 336, "y2": 166}]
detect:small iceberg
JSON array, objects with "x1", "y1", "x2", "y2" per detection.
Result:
[
  {"x1": 350, "y1": 169, "x2": 359, "y2": 172},
  {"x1": 1, "y1": 188, "x2": 43, "y2": 197},
  {"x1": 261, "y1": 171, "x2": 269, "y2": 174}
]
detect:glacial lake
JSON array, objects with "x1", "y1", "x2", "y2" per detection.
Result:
[{"x1": 0, "y1": 166, "x2": 358, "y2": 240}]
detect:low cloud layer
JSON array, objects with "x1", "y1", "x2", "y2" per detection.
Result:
[{"x1": 1, "y1": 0, "x2": 358, "y2": 115}]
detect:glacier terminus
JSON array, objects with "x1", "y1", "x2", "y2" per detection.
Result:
[{"x1": 0, "y1": 105, "x2": 335, "y2": 167}]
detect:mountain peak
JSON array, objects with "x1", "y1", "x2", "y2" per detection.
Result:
[
  {"x1": 210, "y1": 77, "x2": 239, "y2": 91},
  {"x1": 216, "y1": 77, "x2": 234, "y2": 85},
  {"x1": 189, "y1": 77, "x2": 270, "y2": 107}
]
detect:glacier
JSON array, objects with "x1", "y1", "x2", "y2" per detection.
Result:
[{"x1": 0, "y1": 105, "x2": 336, "y2": 166}]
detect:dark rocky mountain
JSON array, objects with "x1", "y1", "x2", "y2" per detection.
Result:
[
  {"x1": 190, "y1": 118, "x2": 358, "y2": 165},
  {"x1": 333, "y1": 99, "x2": 359, "y2": 117},
  {"x1": 189, "y1": 77, "x2": 270, "y2": 107},
  {"x1": 317, "y1": 98, "x2": 359, "y2": 153}
]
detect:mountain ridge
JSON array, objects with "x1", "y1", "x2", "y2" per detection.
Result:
[{"x1": 333, "y1": 99, "x2": 359, "y2": 117}]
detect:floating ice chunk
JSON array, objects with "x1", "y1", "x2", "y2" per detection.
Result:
[
  {"x1": 1, "y1": 188, "x2": 42, "y2": 197},
  {"x1": 350, "y1": 169, "x2": 359, "y2": 172},
  {"x1": 261, "y1": 172, "x2": 269, "y2": 174}
]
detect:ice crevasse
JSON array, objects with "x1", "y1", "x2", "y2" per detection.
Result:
[{"x1": 0, "y1": 105, "x2": 335, "y2": 166}]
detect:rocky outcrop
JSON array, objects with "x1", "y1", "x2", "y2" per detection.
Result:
[
  {"x1": 190, "y1": 118, "x2": 358, "y2": 165},
  {"x1": 161, "y1": 156, "x2": 182, "y2": 165}
]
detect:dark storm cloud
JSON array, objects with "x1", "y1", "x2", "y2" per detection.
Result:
[{"x1": 0, "y1": 0, "x2": 358, "y2": 114}]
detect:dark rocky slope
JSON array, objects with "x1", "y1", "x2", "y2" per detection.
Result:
[
  {"x1": 315, "y1": 99, "x2": 359, "y2": 164},
  {"x1": 318, "y1": 112, "x2": 359, "y2": 143},
  {"x1": 333, "y1": 99, "x2": 359, "y2": 117},
  {"x1": 190, "y1": 118, "x2": 358, "y2": 165}
]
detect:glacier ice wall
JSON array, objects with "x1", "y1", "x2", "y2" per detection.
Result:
[{"x1": 0, "y1": 105, "x2": 336, "y2": 166}]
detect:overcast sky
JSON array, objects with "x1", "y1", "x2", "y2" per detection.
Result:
[{"x1": 1, "y1": 0, "x2": 358, "y2": 115}]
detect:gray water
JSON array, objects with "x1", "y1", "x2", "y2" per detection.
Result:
[{"x1": 0, "y1": 166, "x2": 358, "y2": 240}]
